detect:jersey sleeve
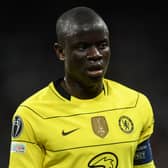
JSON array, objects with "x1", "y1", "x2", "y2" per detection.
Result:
[
  {"x1": 8, "y1": 106, "x2": 45, "y2": 168},
  {"x1": 138, "y1": 94, "x2": 155, "y2": 143},
  {"x1": 134, "y1": 94, "x2": 156, "y2": 168}
]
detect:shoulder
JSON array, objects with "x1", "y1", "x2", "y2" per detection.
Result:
[
  {"x1": 104, "y1": 78, "x2": 137, "y2": 93},
  {"x1": 103, "y1": 78, "x2": 152, "y2": 108},
  {"x1": 21, "y1": 83, "x2": 52, "y2": 105},
  {"x1": 13, "y1": 82, "x2": 57, "y2": 118},
  {"x1": 104, "y1": 78, "x2": 139, "y2": 99}
]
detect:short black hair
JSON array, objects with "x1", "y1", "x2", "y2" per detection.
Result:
[{"x1": 56, "y1": 6, "x2": 109, "y2": 45}]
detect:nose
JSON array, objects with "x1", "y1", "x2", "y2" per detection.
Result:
[{"x1": 87, "y1": 46, "x2": 102, "y2": 60}]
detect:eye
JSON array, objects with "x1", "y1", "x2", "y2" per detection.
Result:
[
  {"x1": 98, "y1": 41, "x2": 109, "y2": 50},
  {"x1": 77, "y1": 43, "x2": 90, "y2": 51}
]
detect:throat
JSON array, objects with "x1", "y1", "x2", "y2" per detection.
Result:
[{"x1": 61, "y1": 77, "x2": 104, "y2": 99}]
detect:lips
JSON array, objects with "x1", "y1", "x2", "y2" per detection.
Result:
[
  {"x1": 86, "y1": 62, "x2": 104, "y2": 77},
  {"x1": 87, "y1": 69, "x2": 104, "y2": 77}
]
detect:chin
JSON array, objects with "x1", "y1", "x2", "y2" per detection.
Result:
[{"x1": 88, "y1": 75, "x2": 104, "y2": 82}]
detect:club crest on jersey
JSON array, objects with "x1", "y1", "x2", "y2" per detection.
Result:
[
  {"x1": 88, "y1": 152, "x2": 118, "y2": 168},
  {"x1": 91, "y1": 116, "x2": 109, "y2": 138},
  {"x1": 119, "y1": 116, "x2": 134, "y2": 133},
  {"x1": 11, "y1": 116, "x2": 23, "y2": 138}
]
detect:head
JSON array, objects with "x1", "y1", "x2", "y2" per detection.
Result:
[{"x1": 54, "y1": 6, "x2": 111, "y2": 87}]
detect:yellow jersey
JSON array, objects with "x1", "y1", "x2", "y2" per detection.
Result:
[{"x1": 9, "y1": 78, "x2": 155, "y2": 168}]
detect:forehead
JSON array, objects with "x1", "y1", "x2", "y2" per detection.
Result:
[{"x1": 65, "y1": 21, "x2": 109, "y2": 43}]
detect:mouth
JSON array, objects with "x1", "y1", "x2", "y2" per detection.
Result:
[
  {"x1": 86, "y1": 64, "x2": 104, "y2": 77},
  {"x1": 87, "y1": 69, "x2": 104, "y2": 77}
]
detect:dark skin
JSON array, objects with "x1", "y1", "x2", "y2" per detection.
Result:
[{"x1": 54, "y1": 20, "x2": 111, "y2": 99}]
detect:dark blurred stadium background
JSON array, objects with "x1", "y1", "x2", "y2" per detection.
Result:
[{"x1": 0, "y1": 3, "x2": 167, "y2": 167}]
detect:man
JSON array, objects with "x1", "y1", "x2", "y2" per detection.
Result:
[{"x1": 9, "y1": 6, "x2": 156, "y2": 168}]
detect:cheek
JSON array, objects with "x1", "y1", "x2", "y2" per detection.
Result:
[
  {"x1": 70, "y1": 52, "x2": 86, "y2": 64},
  {"x1": 65, "y1": 54, "x2": 85, "y2": 72},
  {"x1": 103, "y1": 50, "x2": 111, "y2": 63}
]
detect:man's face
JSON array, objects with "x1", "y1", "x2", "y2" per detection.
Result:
[{"x1": 63, "y1": 22, "x2": 111, "y2": 86}]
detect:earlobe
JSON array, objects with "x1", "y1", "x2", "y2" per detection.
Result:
[{"x1": 53, "y1": 42, "x2": 65, "y2": 61}]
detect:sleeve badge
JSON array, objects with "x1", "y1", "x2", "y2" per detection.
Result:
[{"x1": 11, "y1": 115, "x2": 23, "y2": 138}]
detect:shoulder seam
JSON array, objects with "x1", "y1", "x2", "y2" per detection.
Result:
[
  {"x1": 20, "y1": 93, "x2": 139, "y2": 119},
  {"x1": 20, "y1": 105, "x2": 45, "y2": 119},
  {"x1": 12, "y1": 140, "x2": 38, "y2": 146},
  {"x1": 135, "y1": 93, "x2": 140, "y2": 107}
]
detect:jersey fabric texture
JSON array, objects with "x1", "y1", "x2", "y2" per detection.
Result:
[{"x1": 9, "y1": 78, "x2": 156, "y2": 168}]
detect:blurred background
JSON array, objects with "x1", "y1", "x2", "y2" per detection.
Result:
[{"x1": 1, "y1": 2, "x2": 167, "y2": 167}]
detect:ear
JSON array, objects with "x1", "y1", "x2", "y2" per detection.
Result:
[{"x1": 53, "y1": 42, "x2": 65, "y2": 61}]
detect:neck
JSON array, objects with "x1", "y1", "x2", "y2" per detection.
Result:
[{"x1": 61, "y1": 77, "x2": 104, "y2": 99}]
